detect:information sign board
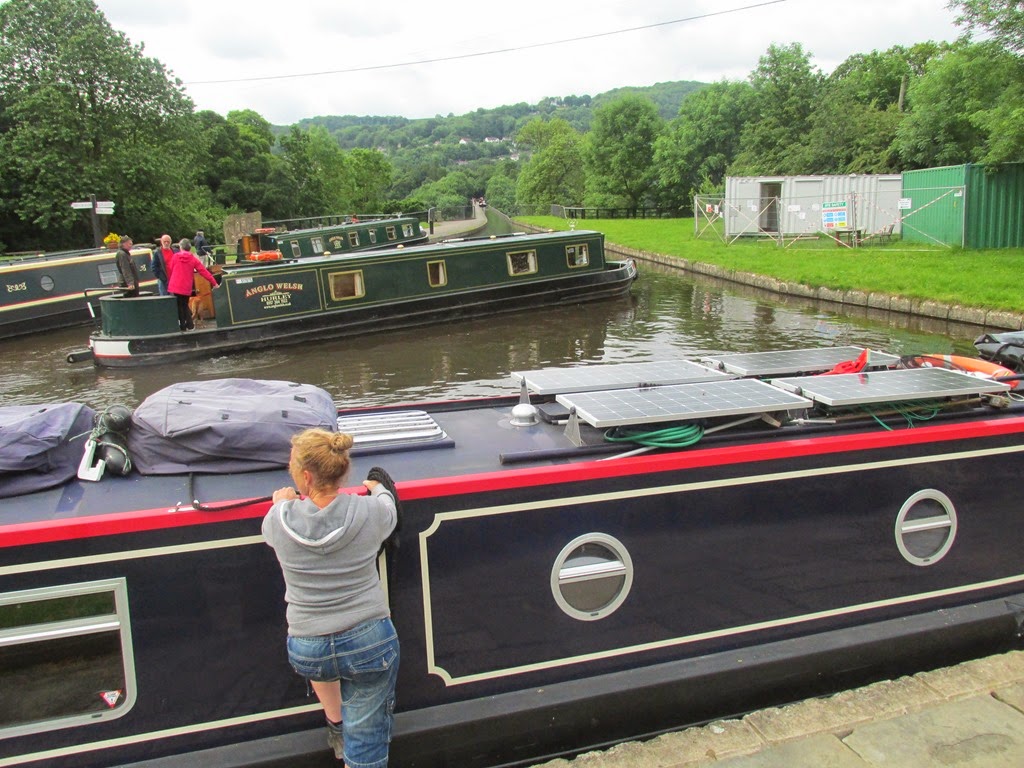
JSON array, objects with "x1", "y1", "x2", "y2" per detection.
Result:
[{"x1": 821, "y1": 200, "x2": 848, "y2": 229}]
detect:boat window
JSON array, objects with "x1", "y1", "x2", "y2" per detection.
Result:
[
  {"x1": 98, "y1": 263, "x2": 121, "y2": 286},
  {"x1": 550, "y1": 534, "x2": 633, "y2": 621},
  {"x1": 289, "y1": 240, "x2": 301, "y2": 258},
  {"x1": 329, "y1": 270, "x2": 366, "y2": 301},
  {"x1": 427, "y1": 260, "x2": 447, "y2": 287},
  {"x1": 386, "y1": 226, "x2": 397, "y2": 241},
  {"x1": 0, "y1": 578, "x2": 135, "y2": 739},
  {"x1": 507, "y1": 249, "x2": 538, "y2": 276},
  {"x1": 566, "y1": 244, "x2": 589, "y2": 268},
  {"x1": 368, "y1": 230, "x2": 378, "y2": 244},
  {"x1": 402, "y1": 224, "x2": 415, "y2": 238},
  {"x1": 311, "y1": 237, "x2": 325, "y2": 254},
  {"x1": 895, "y1": 489, "x2": 958, "y2": 566},
  {"x1": 348, "y1": 232, "x2": 360, "y2": 247},
  {"x1": 40, "y1": 275, "x2": 55, "y2": 292}
]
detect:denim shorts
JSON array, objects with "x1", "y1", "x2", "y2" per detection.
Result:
[{"x1": 288, "y1": 618, "x2": 400, "y2": 768}]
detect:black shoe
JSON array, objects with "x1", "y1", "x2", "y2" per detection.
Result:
[{"x1": 326, "y1": 723, "x2": 344, "y2": 760}]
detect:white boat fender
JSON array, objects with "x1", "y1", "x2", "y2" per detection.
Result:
[{"x1": 79, "y1": 432, "x2": 131, "y2": 481}]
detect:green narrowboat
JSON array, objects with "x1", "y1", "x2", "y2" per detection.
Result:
[
  {"x1": 235, "y1": 214, "x2": 427, "y2": 261},
  {"x1": 75, "y1": 230, "x2": 637, "y2": 367}
]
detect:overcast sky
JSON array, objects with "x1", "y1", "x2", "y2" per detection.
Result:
[{"x1": 91, "y1": 0, "x2": 966, "y2": 125}]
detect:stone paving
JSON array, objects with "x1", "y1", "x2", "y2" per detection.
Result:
[{"x1": 529, "y1": 651, "x2": 1024, "y2": 768}]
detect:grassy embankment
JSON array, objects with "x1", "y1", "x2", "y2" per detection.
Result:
[{"x1": 517, "y1": 216, "x2": 1024, "y2": 314}]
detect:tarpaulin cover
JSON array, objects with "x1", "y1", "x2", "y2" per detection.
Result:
[
  {"x1": 0, "y1": 402, "x2": 96, "y2": 498},
  {"x1": 127, "y1": 379, "x2": 337, "y2": 474},
  {"x1": 975, "y1": 331, "x2": 1024, "y2": 371}
]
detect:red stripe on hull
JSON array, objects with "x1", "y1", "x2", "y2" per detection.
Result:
[{"x1": 4, "y1": 416, "x2": 1023, "y2": 548}]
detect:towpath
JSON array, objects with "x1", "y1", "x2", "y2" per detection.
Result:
[
  {"x1": 529, "y1": 650, "x2": 1024, "y2": 768},
  {"x1": 426, "y1": 203, "x2": 488, "y2": 241}
]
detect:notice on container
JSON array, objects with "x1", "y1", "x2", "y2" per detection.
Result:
[
  {"x1": 898, "y1": 198, "x2": 912, "y2": 210},
  {"x1": 821, "y1": 201, "x2": 848, "y2": 229}
]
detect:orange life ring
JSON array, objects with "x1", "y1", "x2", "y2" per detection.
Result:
[
  {"x1": 903, "y1": 354, "x2": 1018, "y2": 388},
  {"x1": 247, "y1": 250, "x2": 282, "y2": 262}
]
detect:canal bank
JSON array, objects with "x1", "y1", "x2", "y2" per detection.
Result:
[
  {"x1": 506, "y1": 210, "x2": 1023, "y2": 331},
  {"x1": 604, "y1": 243, "x2": 1024, "y2": 333},
  {"x1": 529, "y1": 650, "x2": 1024, "y2": 768}
]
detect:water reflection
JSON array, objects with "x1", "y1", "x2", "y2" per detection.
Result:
[{"x1": 0, "y1": 261, "x2": 983, "y2": 410}]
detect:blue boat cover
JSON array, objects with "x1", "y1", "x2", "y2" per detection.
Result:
[
  {"x1": 126, "y1": 379, "x2": 338, "y2": 474},
  {"x1": 0, "y1": 402, "x2": 96, "y2": 498}
]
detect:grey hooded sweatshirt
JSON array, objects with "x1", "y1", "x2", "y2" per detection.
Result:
[{"x1": 262, "y1": 485, "x2": 397, "y2": 637}]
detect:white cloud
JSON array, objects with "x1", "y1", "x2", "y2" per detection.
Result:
[{"x1": 92, "y1": 0, "x2": 965, "y2": 124}]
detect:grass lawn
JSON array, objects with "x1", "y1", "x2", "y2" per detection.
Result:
[{"x1": 517, "y1": 216, "x2": 1024, "y2": 314}]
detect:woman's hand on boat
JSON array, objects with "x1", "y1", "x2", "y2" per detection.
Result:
[
  {"x1": 273, "y1": 486, "x2": 300, "y2": 502},
  {"x1": 363, "y1": 480, "x2": 380, "y2": 492}
]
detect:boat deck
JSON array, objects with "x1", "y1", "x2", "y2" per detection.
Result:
[{"x1": 3, "y1": 347, "x2": 1019, "y2": 530}]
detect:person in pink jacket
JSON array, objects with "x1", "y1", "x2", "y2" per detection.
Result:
[{"x1": 167, "y1": 238, "x2": 217, "y2": 331}]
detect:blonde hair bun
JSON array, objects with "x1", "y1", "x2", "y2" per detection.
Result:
[{"x1": 331, "y1": 432, "x2": 354, "y2": 452}]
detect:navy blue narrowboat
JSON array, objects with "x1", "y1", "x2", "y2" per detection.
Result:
[
  {"x1": 0, "y1": 247, "x2": 155, "y2": 339},
  {"x1": 73, "y1": 230, "x2": 637, "y2": 368},
  {"x1": 2, "y1": 348, "x2": 1023, "y2": 768}
]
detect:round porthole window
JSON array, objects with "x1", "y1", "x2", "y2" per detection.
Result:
[
  {"x1": 40, "y1": 275, "x2": 54, "y2": 292},
  {"x1": 894, "y1": 489, "x2": 958, "y2": 566},
  {"x1": 550, "y1": 533, "x2": 633, "y2": 621}
]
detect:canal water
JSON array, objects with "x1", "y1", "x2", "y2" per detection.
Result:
[{"x1": 0, "y1": 256, "x2": 984, "y2": 410}]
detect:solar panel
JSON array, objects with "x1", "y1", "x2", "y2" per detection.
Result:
[
  {"x1": 702, "y1": 347, "x2": 899, "y2": 377},
  {"x1": 555, "y1": 378, "x2": 812, "y2": 428},
  {"x1": 770, "y1": 368, "x2": 1010, "y2": 408},
  {"x1": 512, "y1": 360, "x2": 731, "y2": 395}
]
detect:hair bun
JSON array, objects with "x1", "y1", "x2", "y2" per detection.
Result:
[{"x1": 332, "y1": 432, "x2": 354, "y2": 452}]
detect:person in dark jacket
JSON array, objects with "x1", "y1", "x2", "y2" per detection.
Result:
[
  {"x1": 151, "y1": 234, "x2": 172, "y2": 295},
  {"x1": 115, "y1": 236, "x2": 140, "y2": 297},
  {"x1": 193, "y1": 230, "x2": 211, "y2": 259}
]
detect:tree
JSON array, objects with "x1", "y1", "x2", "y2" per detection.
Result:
[
  {"x1": 730, "y1": 43, "x2": 823, "y2": 175},
  {"x1": 584, "y1": 96, "x2": 664, "y2": 208},
  {"x1": 195, "y1": 109, "x2": 277, "y2": 215},
  {"x1": 348, "y1": 149, "x2": 394, "y2": 212},
  {"x1": 266, "y1": 126, "x2": 355, "y2": 218},
  {"x1": 0, "y1": 0, "x2": 200, "y2": 250},
  {"x1": 414, "y1": 170, "x2": 474, "y2": 210},
  {"x1": 950, "y1": 0, "x2": 1024, "y2": 52},
  {"x1": 514, "y1": 118, "x2": 586, "y2": 209},
  {"x1": 653, "y1": 81, "x2": 755, "y2": 207},
  {"x1": 485, "y1": 173, "x2": 517, "y2": 213},
  {"x1": 895, "y1": 41, "x2": 1024, "y2": 167},
  {"x1": 794, "y1": 44, "x2": 948, "y2": 174}
]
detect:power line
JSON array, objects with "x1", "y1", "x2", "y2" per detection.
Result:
[{"x1": 186, "y1": 1, "x2": 789, "y2": 86}]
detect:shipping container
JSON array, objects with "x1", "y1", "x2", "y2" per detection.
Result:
[
  {"x1": 901, "y1": 163, "x2": 1024, "y2": 249},
  {"x1": 723, "y1": 175, "x2": 903, "y2": 240}
]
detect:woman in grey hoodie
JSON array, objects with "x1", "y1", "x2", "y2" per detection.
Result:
[{"x1": 263, "y1": 429, "x2": 399, "y2": 767}]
